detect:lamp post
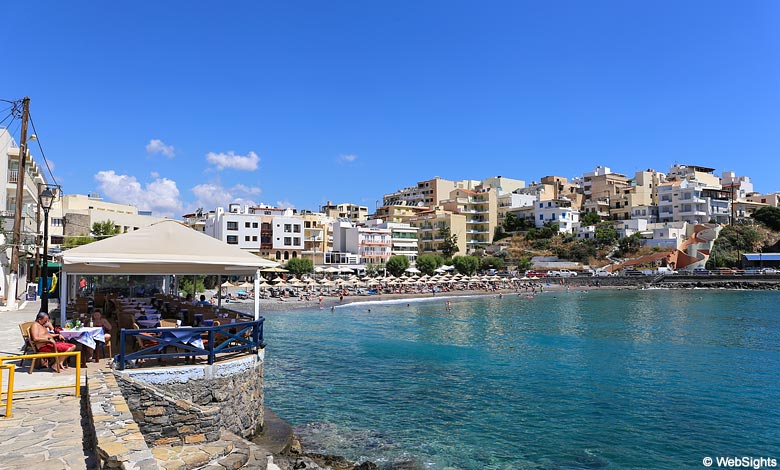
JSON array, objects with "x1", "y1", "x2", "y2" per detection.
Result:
[{"x1": 39, "y1": 187, "x2": 54, "y2": 313}]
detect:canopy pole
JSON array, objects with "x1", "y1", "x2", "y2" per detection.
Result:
[
  {"x1": 59, "y1": 271, "x2": 67, "y2": 326},
  {"x1": 217, "y1": 275, "x2": 222, "y2": 309},
  {"x1": 254, "y1": 269, "x2": 260, "y2": 321}
]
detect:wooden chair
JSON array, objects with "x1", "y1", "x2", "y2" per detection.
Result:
[
  {"x1": 28, "y1": 327, "x2": 59, "y2": 373},
  {"x1": 160, "y1": 319, "x2": 178, "y2": 328},
  {"x1": 18, "y1": 322, "x2": 35, "y2": 366}
]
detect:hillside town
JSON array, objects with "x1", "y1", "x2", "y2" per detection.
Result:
[{"x1": 2, "y1": 127, "x2": 777, "y2": 308}]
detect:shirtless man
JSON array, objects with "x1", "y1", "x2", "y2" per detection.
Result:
[{"x1": 30, "y1": 311, "x2": 76, "y2": 372}]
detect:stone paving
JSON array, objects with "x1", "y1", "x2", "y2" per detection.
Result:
[{"x1": 0, "y1": 394, "x2": 95, "y2": 469}]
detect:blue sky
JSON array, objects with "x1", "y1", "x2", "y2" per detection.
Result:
[{"x1": 3, "y1": 1, "x2": 779, "y2": 217}]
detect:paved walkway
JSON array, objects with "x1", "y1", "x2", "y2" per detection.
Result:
[{"x1": 0, "y1": 300, "x2": 95, "y2": 469}]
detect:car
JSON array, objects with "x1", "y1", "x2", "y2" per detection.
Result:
[
  {"x1": 762, "y1": 268, "x2": 779, "y2": 275},
  {"x1": 692, "y1": 268, "x2": 712, "y2": 275},
  {"x1": 524, "y1": 270, "x2": 548, "y2": 278},
  {"x1": 549, "y1": 269, "x2": 578, "y2": 277},
  {"x1": 591, "y1": 270, "x2": 613, "y2": 277},
  {"x1": 623, "y1": 269, "x2": 645, "y2": 276},
  {"x1": 744, "y1": 268, "x2": 763, "y2": 275}
]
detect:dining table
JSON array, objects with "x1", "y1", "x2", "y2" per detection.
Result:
[{"x1": 60, "y1": 326, "x2": 105, "y2": 365}]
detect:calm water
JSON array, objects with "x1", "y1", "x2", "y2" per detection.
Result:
[{"x1": 260, "y1": 290, "x2": 780, "y2": 469}]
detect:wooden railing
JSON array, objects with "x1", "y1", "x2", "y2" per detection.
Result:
[{"x1": 117, "y1": 319, "x2": 265, "y2": 370}]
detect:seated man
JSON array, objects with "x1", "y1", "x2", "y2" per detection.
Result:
[
  {"x1": 196, "y1": 294, "x2": 211, "y2": 306},
  {"x1": 30, "y1": 311, "x2": 76, "y2": 372},
  {"x1": 91, "y1": 310, "x2": 113, "y2": 362}
]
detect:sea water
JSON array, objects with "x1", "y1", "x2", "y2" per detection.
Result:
[{"x1": 261, "y1": 290, "x2": 780, "y2": 469}]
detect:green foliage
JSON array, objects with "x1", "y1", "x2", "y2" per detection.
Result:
[
  {"x1": 416, "y1": 254, "x2": 443, "y2": 276},
  {"x1": 552, "y1": 239, "x2": 597, "y2": 264},
  {"x1": 438, "y1": 226, "x2": 460, "y2": 258},
  {"x1": 515, "y1": 257, "x2": 533, "y2": 271},
  {"x1": 502, "y1": 213, "x2": 534, "y2": 232},
  {"x1": 580, "y1": 212, "x2": 601, "y2": 226},
  {"x1": 63, "y1": 235, "x2": 94, "y2": 249},
  {"x1": 285, "y1": 258, "x2": 314, "y2": 276},
  {"x1": 526, "y1": 225, "x2": 557, "y2": 241},
  {"x1": 453, "y1": 255, "x2": 481, "y2": 275},
  {"x1": 179, "y1": 275, "x2": 206, "y2": 296},
  {"x1": 708, "y1": 225, "x2": 765, "y2": 268},
  {"x1": 752, "y1": 207, "x2": 780, "y2": 231},
  {"x1": 530, "y1": 238, "x2": 552, "y2": 251},
  {"x1": 480, "y1": 256, "x2": 505, "y2": 271},
  {"x1": 594, "y1": 223, "x2": 618, "y2": 247},
  {"x1": 386, "y1": 255, "x2": 410, "y2": 277},
  {"x1": 616, "y1": 233, "x2": 642, "y2": 257},
  {"x1": 92, "y1": 220, "x2": 121, "y2": 238},
  {"x1": 493, "y1": 226, "x2": 510, "y2": 242},
  {"x1": 364, "y1": 263, "x2": 384, "y2": 277}
]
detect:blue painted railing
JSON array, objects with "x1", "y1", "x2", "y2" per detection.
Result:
[{"x1": 117, "y1": 319, "x2": 265, "y2": 370}]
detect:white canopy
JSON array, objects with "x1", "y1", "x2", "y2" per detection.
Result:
[{"x1": 58, "y1": 220, "x2": 278, "y2": 274}]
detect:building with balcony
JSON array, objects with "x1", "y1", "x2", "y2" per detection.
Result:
[
  {"x1": 578, "y1": 166, "x2": 630, "y2": 203},
  {"x1": 0, "y1": 131, "x2": 49, "y2": 306},
  {"x1": 321, "y1": 201, "x2": 368, "y2": 223},
  {"x1": 271, "y1": 212, "x2": 304, "y2": 261},
  {"x1": 299, "y1": 211, "x2": 330, "y2": 265},
  {"x1": 365, "y1": 219, "x2": 419, "y2": 264},
  {"x1": 534, "y1": 198, "x2": 579, "y2": 233},
  {"x1": 331, "y1": 220, "x2": 392, "y2": 265},
  {"x1": 382, "y1": 177, "x2": 458, "y2": 208},
  {"x1": 441, "y1": 187, "x2": 498, "y2": 252},
  {"x1": 205, "y1": 205, "x2": 262, "y2": 254},
  {"x1": 408, "y1": 209, "x2": 467, "y2": 256},
  {"x1": 609, "y1": 169, "x2": 665, "y2": 221},
  {"x1": 372, "y1": 201, "x2": 431, "y2": 224},
  {"x1": 657, "y1": 179, "x2": 730, "y2": 225}
]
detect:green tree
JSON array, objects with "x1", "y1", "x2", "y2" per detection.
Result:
[
  {"x1": 480, "y1": 256, "x2": 505, "y2": 271},
  {"x1": 62, "y1": 235, "x2": 94, "y2": 249},
  {"x1": 515, "y1": 257, "x2": 533, "y2": 271},
  {"x1": 92, "y1": 220, "x2": 121, "y2": 239},
  {"x1": 453, "y1": 255, "x2": 481, "y2": 275},
  {"x1": 580, "y1": 212, "x2": 601, "y2": 226},
  {"x1": 752, "y1": 207, "x2": 780, "y2": 231},
  {"x1": 179, "y1": 275, "x2": 206, "y2": 296},
  {"x1": 594, "y1": 223, "x2": 618, "y2": 247},
  {"x1": 438, "y1": 226, "x2": 460, "y2": 258},
  {"x1": 415, "y1": 254, "x2": 443, "y2": 276},
  {"x1": 386, "y1": 255, "x2": 410, "y2": 277},
  {"x1": 616, "y1": 233, "x2": 642, "y2": 257},
  {"x1": 285, "y1": 258, "x2": 314, "y2": 276}
]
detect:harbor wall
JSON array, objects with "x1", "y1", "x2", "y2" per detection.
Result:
[{"x1": 115, "y1": 351, "x2": 265, "y2": 446}]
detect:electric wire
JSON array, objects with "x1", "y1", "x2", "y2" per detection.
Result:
[{"x1": 28, "y1": 113, "x2": 60, "y2": 188}]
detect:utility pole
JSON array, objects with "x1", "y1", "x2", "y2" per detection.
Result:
[{"x1": 9, "y1": 96, "x2": 30, "y2": 309}]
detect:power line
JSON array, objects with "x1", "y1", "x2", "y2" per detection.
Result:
[{"x1": 28, "y1": 113, "x2": 59, "y2": 188}]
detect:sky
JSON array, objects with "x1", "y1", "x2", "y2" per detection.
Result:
[{"x1": 2, "y1": 1, "x2": 779, "y2": 217}]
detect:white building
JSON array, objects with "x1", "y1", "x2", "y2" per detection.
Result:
[
  {"x1": 534, "y1": 198, "x2": 579, "y2": 233},
  {"x1": 205, "y1": 205, "x2": 261, "y2": 252},
  {"x1": 642, "y1": 221, "x2": 689, "y2": 249},
  {"x1": 658, "y1": 179, "x2": 730, "y2": 224},
  {"x1": 271, "y1": 212, "x2": 304, "y2": 261},
  {"x1": 331, "y1": 220, "x2": 392, "y2": 265},
  {"x1": 365, "y1": 219, "x2": 419, "y2": 264}
]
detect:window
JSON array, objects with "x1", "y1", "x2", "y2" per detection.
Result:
[
  {"x1": 252, "y1": 222, "x2": 258, "y2": 228},
  {"x1": 293, "y1": 237, "x2": 300, "y2": 245},
  {"x1": 252, "y1": 236, "x2": 258, "y2": 241},
  {"x1": 284, "y1": 237, "x2": 292, "y2": 246},
  {"x1": 305, "y1": 221, "x2": 311, "y2": 228},
  {"x1": 284, "y1": 224, "x2": 292, "y2": 232},
  {"x1": 245, "y1": 222, "x2": 251, "y2": 228},
  {"x1": 227, "y1": 235, "x2": 238, "y2": 244},
  {"x1": 227, "y1": 222, "x2": 238, "y2": 230},
  {"x1": 293, "y1": 225, "x2": 301, "y2": 233},
  {"x1": 245, "y1": 236, "x2": 250, "y2": 241},
  {"x1": 539, "y1": 215, "x2": 544, "y2": 220}
]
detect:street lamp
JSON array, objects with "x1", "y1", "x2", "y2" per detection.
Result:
[{"x1": 39, "y1": 187, "x2": 54, "y2": 313}]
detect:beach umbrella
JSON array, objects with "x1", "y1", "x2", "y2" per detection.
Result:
[
  {"x1": 238, "y1": 281, "x2": 254, "y2": 288},
  {"x1": 405, "y1": 267, "x2": 421, "y2": 274},
  {"x1": 220, "y1": 281, "x2": 235, "y2": 288},
  {"x1": 287, "y1": 276, "x2": 299, "y2": 282},
  {"x1": 291, "y1": 280, "x2": 308, "y2": 288},
  {"x1": 324, "y1": 266, "x2": 340, "y2": 274},
  {"x1": 258, "y1": 281, "x2": 272, "y2": 289},
  {"x1": 261, "y1": 266, "x2": 289, "y2": 273},
  {"x1": 270, "y1": 276, "x2": 285, "y2": 283}
]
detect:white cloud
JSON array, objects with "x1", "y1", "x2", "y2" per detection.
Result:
[
  {"x1": 150, "y1": 171, "x2": 160, "y2": 178},
  {"x1": 94, "y1": 170, "x2": 183, "y2": 217},
  {"x1": 146, "y1": 139, "x2": 176, "y2": 158},
  {"x1": 191, "y1": 183, "x2": 262, "y2": 210},
  {"x1": 338, "y1": 154, "x2": 358, "y2": 163},
  {"x1": 206, "y1": 151, "x2": 260, "y2": 171},
  {"x1": 275, "y1": 200, "x2": 296, "y2": 209}
]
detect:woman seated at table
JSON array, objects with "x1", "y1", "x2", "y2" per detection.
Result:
[
  {"x1": 91, "y1": 310, "x2": 112, "y2": 362},
  {"x1": 31, "y1": 311, "x2": 76, "y2": 372}
]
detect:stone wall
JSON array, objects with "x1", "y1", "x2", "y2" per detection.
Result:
[{"x1": 116, "y1": 351, "x2": 265, "y2": 445}]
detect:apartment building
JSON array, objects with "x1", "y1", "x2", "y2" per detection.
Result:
[
  {"x1": 610, "y1": 169, "x2": 665, "y2": 221},
  {"x1": 579, "y1": 166, "x2": 630, "y2": 202},
  {"x1": 365, "y1": 219, "x2": 419, "y2": 264},
  {"x1": 747, "y1": 192, "x2": 780, "y2": 208},
  {"x1": 299, "y1": 211, "x2": 330, "y2": 265},
  {"x1": 382, "y1": 177, "x2": 457, "y2": 207},
  {"x1": 331, "y1": 220, "x2": 392, "y2": 265},
  {"x1": 373, "y1": 201, "x2": 430, "y2": 224},
  {"x1": 658, "y1": 164, "x2": 730, "y2": 224},
  {"x1": 534, "y1": 198, "x2": 580, "y2": 233},
  {"x1": 441, "y1": 187, "x2": 498, "y2": 252},
  {"x1": 497, "y1": 192, "x2": 536, "y2": 227},
  {"x1": 321, "y1": 201, "x2": 368, "y2": 223},
  {"x1": 271, "y1": 212, "x2": 304, "y2": 261},
  {"x1": 409, "y1": 209, "x2": 467, "y2": 256}
]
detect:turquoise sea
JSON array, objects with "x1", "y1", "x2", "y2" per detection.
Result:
[{"x1": 261, "y1": 290, "x2": 780, "y2": 469}]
